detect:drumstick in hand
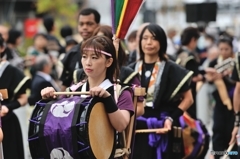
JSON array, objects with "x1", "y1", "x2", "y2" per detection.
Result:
[
  {"x1": 135, "y1": 128, "x2": 169, "y2": 134},
  {"x1": 53, "y1": 91, "x2": 90, "y2": 95}
]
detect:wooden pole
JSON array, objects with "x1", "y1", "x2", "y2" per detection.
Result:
[{"x1": 124, "y1": 87, "x2": 145, "y2": 159}]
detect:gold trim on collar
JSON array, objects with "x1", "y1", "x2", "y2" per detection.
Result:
[
  {"x1": 176, "y1": 56, "x2": 194, "y2": 67},
  {"x1": 123, "y1": 72, "x2": 138, "y2": 84},
  {"x1": 73, "y1": 69, "x2": 78, "y2": 84},
  {"x1": 14, "y1": 76, "x2": 30, "y2": 95},
  {"x1": 170, "y1": 71, "x2": 193, "y2": 99},
  {"x1": 176, "y1": 58, "x2": 181, "y2": 64},
  {"x1": 182, "y1": 56, "x2": 194, "y2": 67}
]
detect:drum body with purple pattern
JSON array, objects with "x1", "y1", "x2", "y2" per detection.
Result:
[
  {"x1": 179, "y1": 114, "x2": 210, "y2": 159},
  {"x1": 28, "y1": 96, "x2": 116, "y2": 159}
]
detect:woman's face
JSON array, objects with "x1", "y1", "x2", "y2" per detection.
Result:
[
  {"x1": 34, "y1": 35, "x2": 47, "y2": 49},
  {"x1": 81, "y1": 48, "x2": 113, "y2": 80},
  {"x1": 218, "y1": 42, "x2": 232, "y2": 59},
  {"x1": 16, "y1": 36, "x2": 23, "y2": 46},
  {"x1": 141, "y1": 29, "x2": 160, "y2": 56}
]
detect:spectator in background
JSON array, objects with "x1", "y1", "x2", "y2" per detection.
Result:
[
  {"x1": 60, "y1": 8, "x2": 100, "y2": 91},
  {"x1": 28, "y1": 33, "x2": 48, "y2": 56},
  {"x1": 43, "y1": 15, "x2": 64, "y2": 54},
  {"x1": 205, "y1": 34, "x2": 216, "y2": 50},
  {"x1": 59, "y1": 25, "x2": 77, "y2": 57},
  {"x1": 0, "y1": 25, "x2": 9, "y2": 42},
  {"x1": 64, "y1": 36, "x2": 78, "y2": 54},
  {"x1": 60, "y1": 25, "x2": 73, "y2": 46},
  {"x1": 6, "y1": 29, "x2": 24, "y2": 71},
  {"x1": 127, "y1": 23, "x2": 150, "y2": 65},
  {"x1": 28, "y1": 55, "x2": 60, "y2": 106},
  {"x1": 127, "y1": 30, "x2": 137, "y2": 53},
  {"x1": 201, "y1": 46, "x2": 219, "y2": 70},
  {"x1": 26, "y1": 33, "x2": 49, "y2": 77},
  {"x1": 166, "y1": 27, "x2": 178, "y2": 58}
]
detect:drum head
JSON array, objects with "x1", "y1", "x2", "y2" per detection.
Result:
[{"x1": 88, "y1": 102, "x2": 115, "y2": 158}]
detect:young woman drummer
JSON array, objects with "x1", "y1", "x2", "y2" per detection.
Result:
[
  {"x1": 128, "y1": 24, "x2": 194, "y2": 159},
  {"x1": 73, "y1": 24, "x2": 144, "y2": 117},
  {"x1": 41, "y1": 35, "x2": 134, "y2": 133}
]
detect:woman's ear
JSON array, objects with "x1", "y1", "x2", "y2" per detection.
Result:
[{"x1": 106, "y1": 58, "x2": 113, "y2": 68}]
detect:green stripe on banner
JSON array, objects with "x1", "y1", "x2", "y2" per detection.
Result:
[{"x1": 115, "y1": 0, "x2": 124, "y2": 32}]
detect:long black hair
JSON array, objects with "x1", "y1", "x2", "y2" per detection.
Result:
[
  {"x1": 0, "y1": 33, "x2": 4, "y2": 48},
  {"x1": 139, "y1": 24, "x2": 168, "y2": 61}
]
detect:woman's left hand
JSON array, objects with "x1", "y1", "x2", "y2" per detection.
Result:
[
  {"x1": 163, "y1": 118, "x2": 172, "y2": 131},
  {"x1": 90, "y1": 87, "x2": 111, "y2": 98}
]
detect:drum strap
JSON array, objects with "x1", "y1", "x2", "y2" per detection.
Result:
[
  {"x1": 39, "y1": 100, "x2": 58, "y2": 159},
  {"x1": 114, "y1": 85, "x2": 133, "y2": 158}
]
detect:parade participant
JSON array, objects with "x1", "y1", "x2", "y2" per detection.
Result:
[
  {"x1": 230, "y1": 51, "x2": 240, "y2": 158},
  {"x1": 128, "y1": 24, "x2": 193, "y2": 159},
  {"x1": 176, "y1": 27, "x2": 202, "y2": 119},
  {"x1": 206, "y1": 37, "x2": 237, "y2": 159},
  {"x1": 60, "y1": 8, "x2": 100, "y2": 91},
  {"x1": 0, "y1": 33, "x2": 30, "y2": 159},
  {"x1": 41, "y1": 36, "x2": 135, "y2": 158},
  {"x1": 73, "y1": 25, "x2": 144, "y2": 117}
]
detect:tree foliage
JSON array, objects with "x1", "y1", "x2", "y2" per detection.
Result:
[{"x1": 36, "y1": 0, "x2": 79, "y2": 27}]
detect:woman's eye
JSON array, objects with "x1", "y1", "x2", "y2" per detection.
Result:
[{"x1": 92, "y1": 56, "x2": 98, "y2": 59}]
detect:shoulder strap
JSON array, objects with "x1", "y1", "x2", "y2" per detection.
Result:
[
  {"x1": 176, "y1": 51, "x2": 194, "y2": 67},
  {"x1": 73, "y1": 69, "x2": 78, "y2": 84},
  {"x1": 114, "y1": 84, "x2": 133, "y2": 158},
  {"x1": 123, "y1": 72, "x2": 138, "y2": 84}
]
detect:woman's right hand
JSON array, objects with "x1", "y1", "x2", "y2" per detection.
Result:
[
  {"x1": 229, "y1": 126, "x2": 239, "y2": 145},
  {"x1": 41, "y1": 87, "x2": 57, "y2": 99},
  {"x1": 205, "y1": 68, "x2": 223, "y2": 81},
  {"x1": 1, "y1": 105, "x2": 9, "y2": 117}
]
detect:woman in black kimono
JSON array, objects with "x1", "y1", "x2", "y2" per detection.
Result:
[
  {"x1": 0, "y1": 33, "x2": 31, "y2": 159},
  {"x1": 129, "y1": 24, "x2": 193, "y2": 159},
  {"x1": 205, "y1": 37, "x2": 237, "y2": 159},
  {"x1": 176, "y1": 27, "x2": 202, "y2": 119}
]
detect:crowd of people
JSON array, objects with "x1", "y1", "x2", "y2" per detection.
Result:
[{"x1": 0, "y1": 7, "x2": 240, "y2": 159}]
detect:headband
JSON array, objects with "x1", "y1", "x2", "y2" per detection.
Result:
[{"x1": 83, "y1": 48, "x2": 112, "y2": 57}]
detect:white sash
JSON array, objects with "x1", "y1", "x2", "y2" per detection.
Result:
[
  {"x1": 0, "y1": 61, "x2": 9, "y2": 78},
  {"x1": 80, "y1": 79, "x2": 113, "y2": 98}
]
